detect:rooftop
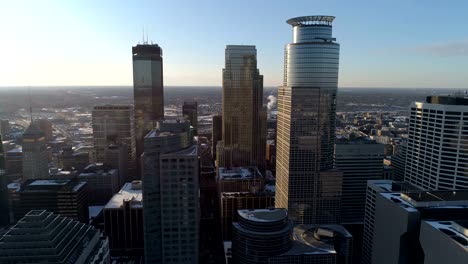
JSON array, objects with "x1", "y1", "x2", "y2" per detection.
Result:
[
  {"x1": 426, "y1": 95, "x2": 468, "y2": 106},
  {"x1": 219, "y1": 167, "x2": 261, "y2": 180},
  {"x1": 238, "y1": 208, "x2": 287, "y2": 223},
  {"x1": 104, "y1": 181, "x2": 143, "y2": 209},
  {"x1": 402, "y1": 190, "x2": 468, "y2": 207},
  {"x1": 287, "y1": 16, "x2": 335, "y2": 26},
  {"x1": 424, "y1": 220, "x2": 468, "y2": 247}
]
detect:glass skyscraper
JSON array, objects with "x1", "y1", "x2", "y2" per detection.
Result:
[
  {"x1": 217, "y1": 45, "x2": 266, "y2": 171},
  {"x1": 132, "y1": 44, "x2": 164, "y2": 177},
  {"x1": 275, "y1": 16, "x2": 342, "y2": 224}
]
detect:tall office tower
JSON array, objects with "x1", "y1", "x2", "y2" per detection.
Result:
[
  {"x1": 104, "y1": 144, "x2": 129, "y2": 187},
  {"x1": 217, "y1": 45, "x2": 266, "y2": 171},
  {"x1": 335, "y1": 137, "x2": 384, "y2": 223},
  {"x1": 212, "y1": 114, "x2": 222, "y2": 160},
  {"x1": 34, "y1": 119, "x2": 53, "y2": 141},
  {"x1": 405, "y1": 95, "x2": 468, "y2": 190},
  {"x1": 231, "y1": 209, "x2": 353, "y2": 264},
  {"x1": 8, "y1": 179, "x2": 90, "y2": 223},
  {"x1": 22, "y1": 122, "x2": 49, "y2": 180},
  {"x1": 0, "y1": 210, "x2": 110, "y2": 263},
  {"x1": 183, "y1": 101, "x2": 198, "y2": 135},
  {"x1": 0, "y1": 120, "x2": 10, "y2": 138},
  {"x1": 78, "y1": 163, "x2": 120, "y2": 205},
  {"x1": 275, "y1": 16, "x2": 342, "y2": 224},
  {"x1": 92, "y1": 105, "x2": 136, "y2": 179},
  {"x1": 0, "y1": 135, "x2": 9, "y2": 226},
  {"x1": 104, "y1": 181, "x2": 144, "y2": 256},
  {"x1": 143, "y1": 120, "x2": 198, "y2": 264},
  {"x1": 133, "y1": 44, "x2": 164, "y2": 176},
  {"x1": 369, "y1": 186, "x2": 468, "y2": 264},
  {"x1": 5, "y1": 147, "x2": 22, "y2": 180}
]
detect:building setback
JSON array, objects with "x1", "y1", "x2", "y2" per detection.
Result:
[
  {"x1": 275, "y1": 16, "x2": 342, "y2": 224},
  {"x1": 8, "y1": 179, "x2": 89, "y2": 223},
  {"x1": 0, "y1": 210, "x2": 110, "y2": 264},
  {"x1": 217, "y1": 45, "x2": 266, "y2": 171},
  {"x1": 133, "y1": 44, "x2": 164, "y2": 177},
  {"x1": 143, "y1": 120, "x2": 199, "y2": 264},
  {"x1": 104, "y1": 181, "x2": 143, "y2": 255}
]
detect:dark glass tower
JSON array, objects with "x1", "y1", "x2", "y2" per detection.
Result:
[
  {"x1": 0, "y1": 135, "x2": 9, "y2": 226},
  {"x1": 217, "y1": 45, "x2": 266, "y2": 171},
  {"x1": 275, "y1": 16, "x2": 342, "y2": 224},
  {"x1": 132, "y1": 44, "x2": 164, "y2": 177}
]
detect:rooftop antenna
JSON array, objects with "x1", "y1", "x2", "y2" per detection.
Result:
[{"x1": 142, "y1": 27, "x2": 146, "y2": 44}]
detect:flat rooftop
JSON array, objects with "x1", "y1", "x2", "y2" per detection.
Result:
[
  {"x1": 424, "y1": 220, "x2": 468, "y2": 247},
  {"x1": 402, "y1": 190, "x2": 468, "y2": 207},
  {"x1": 105, "y1": 181, "x2": 142, "y2": 209},
  {"x1": 219, "y1": 167, "x2": 261, "y2": 180},
  {"x1": 238, "y1": 208, "x2": 287, "y2": 223}
]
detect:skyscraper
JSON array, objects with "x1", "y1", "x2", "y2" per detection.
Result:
[
  {"x1": 0, "y1": 135, "x2": 9, "y2": 226},
  {"x1": 22, "y1": 122, "x2": 49, "y2": 180},
  {"x1": 143, "y1": 120, "x2": 199, "y2": 264},
  {"x1": 34, "y1": 119, "x2": 53, "y2": 141},
  {"x1": 212, "y1": 114, "x2": 222, "y2": 160},
  {"x1": 133, "y1": 44, "x2": 164, "y2": 176},
  {"x1": 217, "y1": 45, "x2": 266, "y2": 171},
  {"x1": 182, "y1": 101, "x2": 198, "y2": 135},
  {"x1": 92, "y1": 104, "x2": 136, "y2": 178},
  {"x1": 405, "y1": 95, "x2": 468, "y2": 190},
  {"x1": 275, "y1": 16, "x2": 342, "y2": 224}
]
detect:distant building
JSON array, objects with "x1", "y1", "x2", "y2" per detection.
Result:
[
  {"x1": 0, "y1": 135, "x2": 8, "y2": 226},
  {"x1": 0, "y1": 210, "x2": 110, "y2": 263},
  {"x1": 370, "y1": 186, "x2": 468, "y2": 264},
  {"x1": 217, "y1": 45, "x2": 266, "y2": 171},
  {"x1": 391, "y1": 140, "x2": 407, "y2": 181},
  {"x1": 104, "y1": 181, "x2": 143, "y2": 255},
  {"x1": 183, "y1": 101, "x2": 198, "y2": 135},
  {"x1": 104, "y1": 143, "x2": 128, "y2": 187},
  {"x1": 212, "y1": 114, "x2": 222, "y2": 161},
  {"x1": 217, "y1": 167, "x2": 264, "y2": 193},
  {"x1": 133, "y1": 44, "x2": 164, "y2": 177},
  {"x1": 4, "y1": 147, "x2": 22, "y2": 181},
  {"x1": 231, "y1": 209, "x2": 353, "y2": 264},
  {"x1": 22, "y1": 122, "x2": 49, "y2": 180},
  {"x1": 59, "y1": 146, "x2": 89, "y2": 171},
  {"x1": 78, "y1": 163, "x2": 120, "y2": 205},
  {"x1": 143, "y1": 120, "x2": 198, "y2": 264},
  {"x1": 405, "y1": 95, "x2": 468, "y2": 190},
  {"x1": 335, "y1": 137, "x2": 384, "y2": 223},
  {"x1": 92, "y1": 105, "x2": 136, "y2": 179},
  {"x1": 34, "y1": 119, "x2": 53, "y2": 141},
  {"x1": 0, "y1": 120, "x2": 10, "y2": 138},
  {"x1": 8, "y1": 179, "x2": 89, "y2": 223},
  {"x1": 275, "y1": 16, "x2": 342, "y2": 225}
]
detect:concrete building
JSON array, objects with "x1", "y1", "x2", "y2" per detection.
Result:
[
  {"x1": 78, "y1": 163, "x2": 120, "y2": 205},
  {"x1": 405, "y1": 95, "x2": 468, "y2": 190},
  {"x1": 392, "y1": 140, "x2": 407, "y2": 181},
  {"x1": 335, "y1": 137, "x2": 384, "y2": 223},
  {"x1": 183, "y1": 101, "x2": 198, "y2": 135},
  {"x1": 104, "y1": 181, "x2": 143, "y2": 255},
  {"x1": 365, "y1": 181, "x2": 468, "y2": 264},
  {"x1": 0, "y1": 135, "x2": 8, "y2": 226},
  {"x1": 0, "y1": 210, "x2": 110, "y2": 263},
  {"x1": 92, "y1": 105, "x2": 136, "y2": 179},
  {"x1": 217, "y1": 45, "x2": 266, "y2": 171},
  {"x1": 212, "y1": 114, "x2": 222, "y2": 161},
  {"x1": 4, "y1": 147, "x2": 22, "y2": 181},
  {"x1": 34, "y1": 119, "x2": 53, "y2": 141},
  {"x1": 231, "y1": 209, "x2": 353, "y2": 264},
  {"x1": 8, "y1": 179, "x2": 89, "y2": 223},
  {"x1": 133, "y1": 44, "x2": 164, "y2": 176},
  {"x1": 275, "y1": 16, "x2": 342, "y2": 224},
  {"x1": 104, "y1": 143, "x2": 128, "y2": 187},
  {"x1": 59, "y1": 146, "x2": 90, "y2": 171},
  {"x1": 22, "y1": 122, "x2": 49, "y2": 180},
  {"x1": 143, "y1": 120, "x2": 199, "y2": 264}
]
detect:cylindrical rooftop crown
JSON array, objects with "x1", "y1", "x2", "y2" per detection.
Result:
[{"x1": 287, "y1": 16, "x2": 335, "y2": 43}]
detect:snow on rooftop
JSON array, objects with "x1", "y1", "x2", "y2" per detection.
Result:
[
  {"x1": 219, "y1": 167, "x2": 258, "y2": 180},
  {"x1": 104, "y1": 181, "x2": 143, "y2": 209},
  {"x1": 29, "y1": 180, "x2": 69, "y2": 186}
]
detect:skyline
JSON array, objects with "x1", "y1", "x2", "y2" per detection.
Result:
[{"x1": 1, "y1": 0, "x2": 468, "y2": 88}]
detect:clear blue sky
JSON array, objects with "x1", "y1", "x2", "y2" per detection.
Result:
[{"x1": 1, "y1": 0, "x2": 467, "y2": 88}]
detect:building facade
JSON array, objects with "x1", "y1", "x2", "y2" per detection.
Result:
[
  {"x1": 92, "y1": 105, "x2": 136, "y2": 179},
  {"x1": 212, "y1": 114, "x2": 222, "y2": 161},
  {"x1": 8, "y1": 179, "x2": 89, "y2": 223},
  {"x1": 133, "y1": 44, "x2": 164, "y2": 176},
  {"x1": 405, "y1": 95, "x2": 468, "y2": 190},
  {"x1": 143, "y1": 120, "x2": 199, "y2": 264},
  {"x1": 0, "y1": 210, "x2": 110, "y2": 264},
  {"x1": 78, "y1": 163, "x2": 120, "y2": 205},
  {"x1": 275, "y1": 16, "x2": 342, "y2": 224},
  {"x1": 217, "y1": 45, "x2": 266, "y2": 171},
  {"x1": 104, "y1": 181, "x2": 143, "y2": 255},
  {"x1": 34, "y1": 119, "x2": 53, "y2": 141},
  {"x1": 335, "y1": 138, "x2": 384, "y2": 223},
  {"x1": 182, "y1": 101, "x2": 198, "y2": 135},
  {"x1": 22, "y1": 122, "x2": 49, "y2": 180},
  {"x1": 0, "y1": 135, "x2": 9, "y2": 226}
]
